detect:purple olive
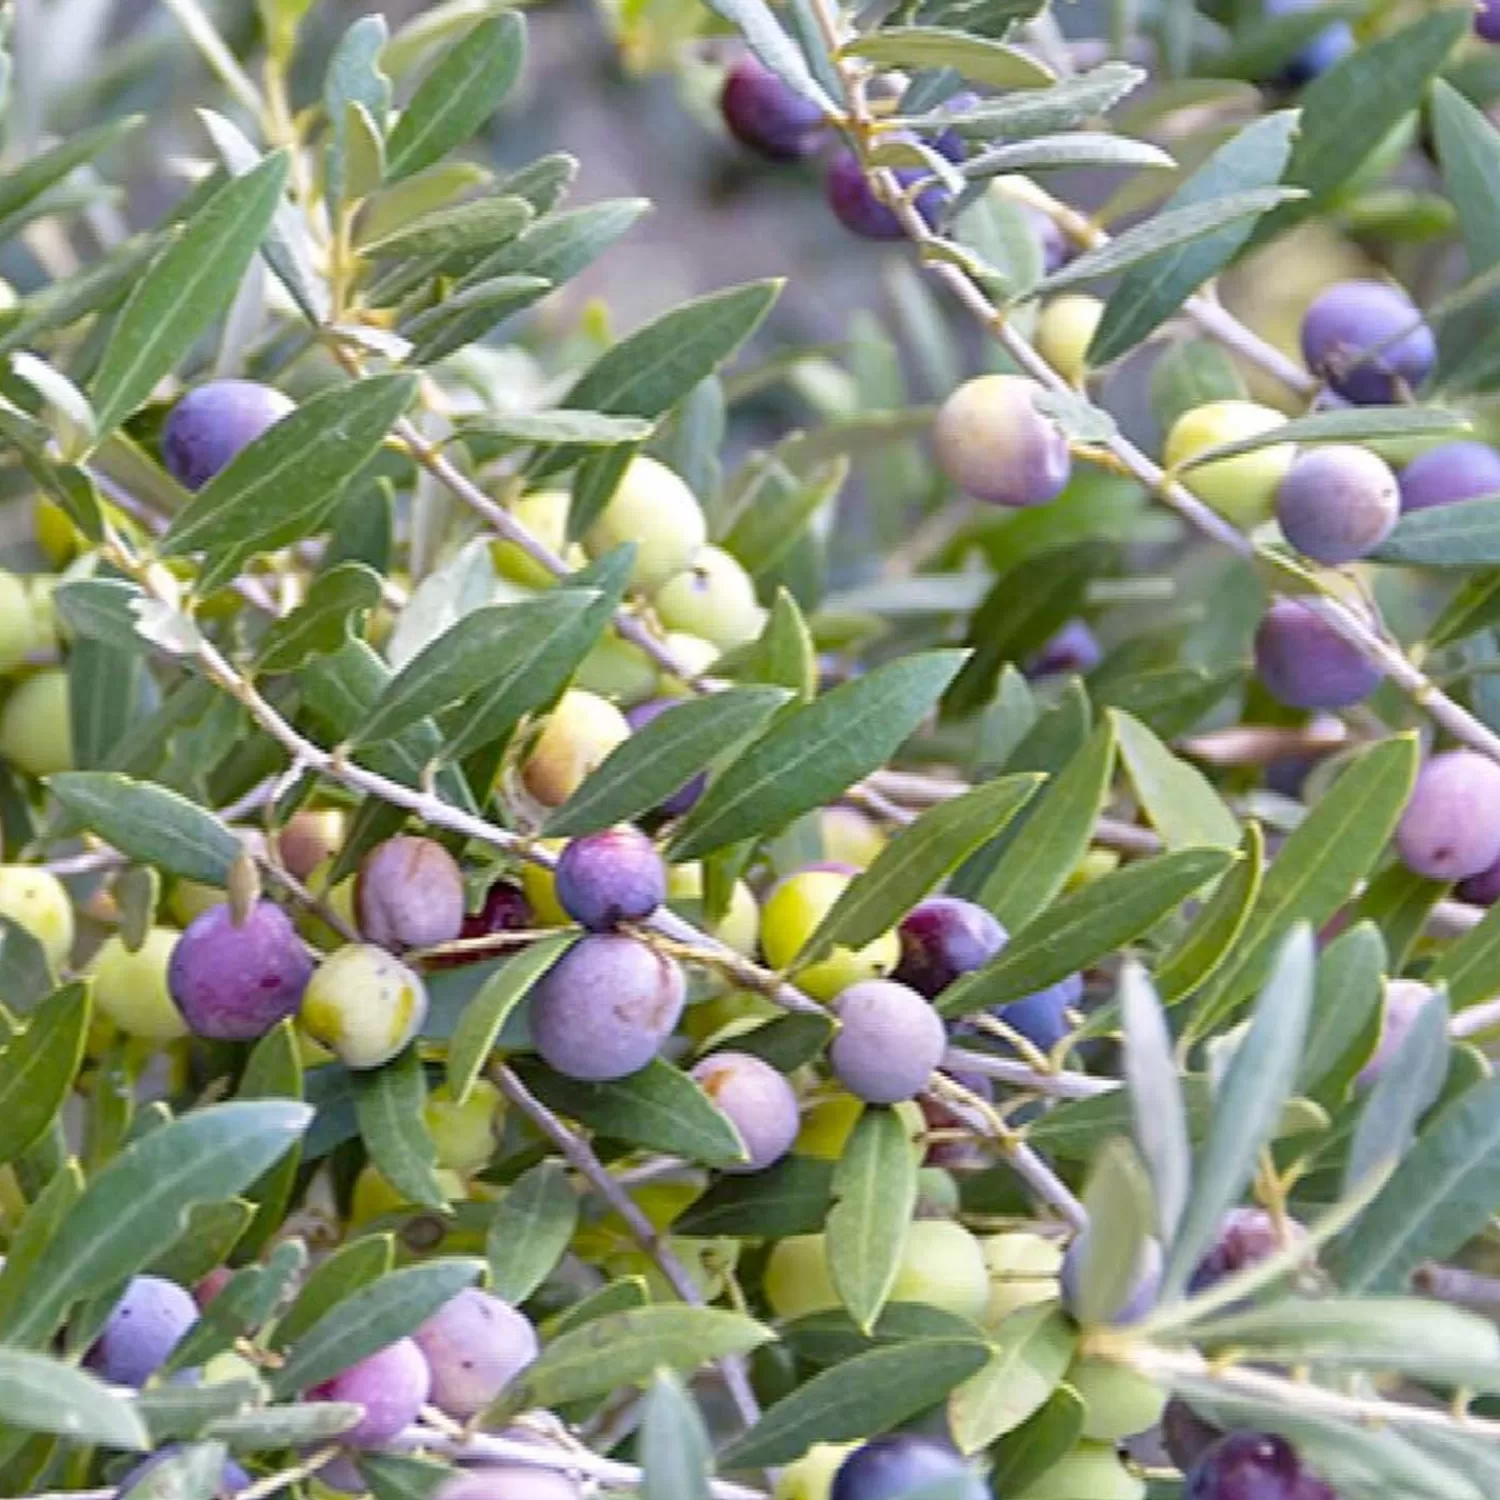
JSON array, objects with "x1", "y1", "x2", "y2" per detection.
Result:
[
  {"x1": 162, "y1": 380, "x2": 294, "y2": 491},
  {"x1": 829, "y1": 979, "x2": 947, "y2": 1103},
  {"x1": 1026, "y1": 619, "x2": 1102, "y2": 678},
  {"x1": 1189, "y1": 1207, "x2": 1304, "y2": 1293},
  {"x1": 997, "y1": 972, "x2": 1081, "y2": 1052},
  {"x1": 308, "y1": 1337, "x2": 431, "y2": 1446},
  {"x1": 720, "y1": 54, "x2": 827, "y2": 162},
  {"x1": 1477, "y1": 0, "x2": 1500, "y2": 41},
  {"x1": 690, "y1": 1050, "x2": 800, "y2": 1172},
  {"x1": 1275, "y1": 445, "x2": 1398, "y2": 563},
  {"x1": 1398, "y1": 440, "x2": 1500, "y2": 514},
  {"x1": 529, "y1": 934, "x2": 685, "y2": 1081},
  {"x1": 933, "y1": 374, "x2": 1073, "y2": 507},
  {"x1": 86, "y1": 1275, "x2": 198, "y2": 1387},
  {"x1": 554, "y1": 827, "x2": 666, "y2": 931},
  {"x1": 357, "y1": 835, "x2": 466, "y2": 952},
  {"x1": 413, "y1": 1287, "x2": 539, "y2": 1420},
  {"x1": 1185, "y1": 1431, "x2": 1305, "y2": 1500},
  {"x1": 167, "y1": 900, "x2": 313, "y2": 1041},
  {"x1": 1253, "y1": 599, "x2": 1382, "y2": 710},
  {"x1": 1300, "y1": 280, "x2": 1435, "y2": 405},
  {"x1": 1356, "y1": 979, "x2": 1434, "y2": 1088},
  {"x1": 117, "y1": 1446, "x2": 250, "y2": 1497},
  {"x1": 825, "y1": 146, "x2": 945, "y2": 240},
  {"x1": 895, "y1": 896, "x2": 1007, "y2": 999},
  {"x1": 625, "y1": 699, "x2": 706, "y2": 815},
  {"x1": 831, "y1": 1436, "x2": 987, "y2": 1500},
  {"x1": 1395, "y1": 750, "x2": 1500, "y2": 881},
  {"x1": 1263, "y1": 0, "x2": 1353, "y2": 82},
  {"x1": 1059, "y1": 1233, "x2": 1162, "y2": 1325}
]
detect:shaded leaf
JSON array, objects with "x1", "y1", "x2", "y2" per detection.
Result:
[
  {"x1": 486, "y1": 1161, "x2": 578, "y2": 1304},
  {"x1": 355, "y1": 1046, "x2": 446, "y2": 1211},
  {"x1": 0, "y1": 983, "x2": 90, "y2": 1169}
]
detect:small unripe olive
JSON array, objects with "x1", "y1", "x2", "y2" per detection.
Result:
[
  {"x1": 350, "y1": 1162, "x2": 467, "y2": 1227},
  {"x1": 583, "y1": 455, "x2": 707, "y2": 593},
  {"x1": 1036, "y1": 294, "x2": 1104, "y2": 385},
  {"x1": 0, "y1": 865, "x2": 73, "y2": 967},
  {"x1": 775, "y1": 1444, "x2": 859, "y2": 1500},
  {"x1": 761, "y1": 869, "x2": 899, "y2": 1001},
  {"x1": 301, "y1": 943, "x2": 429, "y2": 1069},
  {"x1": 1012, "y1": 1442, "x2": 1144, "y2": 1500},
  {"x1": 520, "y1": 691, "x2": 631, "y2": 808},
  {"x1": 818, "y1": 806, "x2": 885, "y2": 869},
  {"x1": 0, "y1": 668, "x2": 72, "y2": 778},
  {"x1": 654, "y1": 545, "x2": 765, "y2": 650},
  {"x1": 1164, "y1": 400, "x2": 1294, "y2": 527},
  {"x1": 423, "y1": 1079, "x2": 504, "y2": 1175},
  {"x1": 0, "y1": 570, "x2": 36, "y2": 675},
  {"x1": 575, "y1": 635, "x2": 660, "y2": 705},
  {"x1": 794, "y1": 1093, "x2": 924, "y2": 1160},
  {"x1": 89, "y1": 927, "x2": 185, "y2": 1042},
  {"x1": 521, "y1": 841, "x2": 570, "y2": 927},
  {"x1": 657, "y1": 632, "x2": 721, "y2": 696},
  {"x1": 490, "y1": 489, "x2": 572, "y2": 589},
  {"x1": 276, "y1": 809, "x2": 347, "y2": 883}
]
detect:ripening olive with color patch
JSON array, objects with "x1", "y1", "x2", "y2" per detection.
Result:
[
  {"x1": 414, "y1": 1287, "x2": 539, "y2": 1420},
  {"x1": 300, "y1": 943, "x2": 429, "y2": 1069},
  {"x1": 520, "y1": 691, "x2": 632, "y2": 808},
  {"x1": 356, "y1": 834, "x2": 466, "y2": 952},
  {"x1": 1300, "y1": 280, "x2": 1435, "y2": 405},
  {"x1": 1396, "y1": 750, "x2": 1500, "y2": 881},
  {"x1": 933, "y1": 374, "x2": 1072, "y2": 507},
  {"x1": 1164, "y1": 401, "x2": 1294, "y2": 528},
  {"x1": 690, "y1": 1049, "x2": 800, "y2": 1172}
]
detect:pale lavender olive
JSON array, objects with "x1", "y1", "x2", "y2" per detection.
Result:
[
  {"x1": 1395, "y1": 750, "x2": 1500, "y2": 880},
  {"x1": 828, "y1": 979, "x2": 947, "y2": 1103},
  {"x1": 691, "y1": 1050, "x2": 800, "y2": 1172},
  {"x1": 1300, "y1": 280, "x2": 1435, "y2": 405},
  {"x1": 894, "y1": 896, "x2": 1006, "y2": 999},
  {"x1": 830, "y1": 1436, "x2": 987, "y2": 1500},
  {"x1": 1059, "y1": 1232, "x2": 1162, "y2": 1325},
  {"x1": 413, "y1": 1288, "x2": 539, "y2": 1420},
  {"x1": 357, "y1": 835, "x2": 465, "y2": 952},
  {"x1": 434, "y1": 1469, "x2": 581, "y2": 1500},
  {"x1": 554, "y1": 827, "x2": 666, "y2": 931},
  {"x1": 308, "y1": 1337, "x2": 431, "y2": 1446},
  {"x1": 720, "y1": 54, "x2": 827, "y2": 162},
  {"x1": 529, "y1": 934, "x2": 685, "y2": 1081},
  {"x1": 825, "y1": 146, "x2": 944, "y2": 240},
  {"x1": 167, "y1": 900, "x2": 313, "y2": 1041},
  {"x1": 933, "y1": 374, "x2": 1072, "y2": 507},
  {"x1": 162, "y1": 380, "x2": 294, "y2": 491},
  {"x1": 1398, "y1": 440, "x2": 1500, "y2": 514},
  {"x1": 1275, "y1": 445, "x2": 1398, "y2": 563},
  {"x1": 118, "y1": 1446, "x2": 250, "y2": 1497},
  {"x1": 1253, "y1": 599, "x2": 1382, "y2": 710},
  {"x1": 86, "y1": 1275, "x2": 198, "y2": 1387}
]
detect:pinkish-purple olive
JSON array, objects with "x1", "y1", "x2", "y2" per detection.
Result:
[
  {"x1": 357, "y1": 835, "x2": 466, "y2": 952},
  {"x1": 1398, "y1": 440, "x2": 1500, "y2": 514},
  {"x1": 720, "y1": 54, "x2": 827, "y2": 161},
  {"x1": 413, "y1": 1287, "x2": 539, "y2": 1420},
  {"x1": 1253, "y1": 599, "x2": 1382, "y2": 710},
  {"x1": 1275, "y1": 445, "x2": 1398, "y2": 563},
  {"x1": 428, "y1": 880, "x2": 535, "y2": 971},
  {"x1": 829, "y1": 979, "x2": 946, "y2": 1103},
  {"x1": 162, "y1": 380, "x2": 294, "y2": 491},
  {"x1": 167, "y1": 900, "x2": 313, "y2": 1041},
  {"x1": 1395, "y1": 750, "x2": 1500, "y2": 880},
  {"x1": 691, "y1": 1050, "x2": 800, "y2": 1172},
  {"x1": 1300, "y1": 280, "x2": 1435, "y2": 405},
  {"x1": 554, "y1": 827, "x2": 666, "y2": 931},
  {"x1": 933, "y1": 374, "x2": 1072, "y2": 508},
  {"x1": 308, "y1": 1337, "x2": 431, "y2": 1446},
  {"x1": 86, "y1": 1275, "x2": 198, "y2": 1388},
  {"x1": 895, "y1": 896, "x2": 1007, "y2": 999},
  {"x1": 529, "y1": 934, "x2": 685, "y2": 1081},
  {"x1": 1357, "y1": 979, "x2": 1434, "y2": 1088}
]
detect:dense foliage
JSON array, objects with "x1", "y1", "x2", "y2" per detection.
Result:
[{"x1": 12, "y1": 0, "x2": 1500, "y2": 1496}]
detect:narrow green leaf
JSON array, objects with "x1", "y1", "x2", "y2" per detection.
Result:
[
  {"x1": 827, "y1": 1108, "x2": 919, "y2": 1334},
  {"x1": 403, "y1": 274, "x2": 551, "y2": 365},
  {"x1": 355, "y1": 1046, "x2": 446, "y2": 1210},
  {"x1": 235, "y1": 1021, "x2": 305, "y2": 1262},
  {"x1": 255, "y1": 563, "x2": 383, "y2": 673},
  {"x1": 975, "y1": 721, "x2": 1118, "y2": 932},
  {"x1": 1072, "y1": 1139, "x2": 1154, "y2": 1330},
  {"x1": 91, "y1": 152, "x2": 289, "y2": 434},
  {"x1": 49, "y1": 773, "x2": 240, "y2": 886},
  {"x1": 443, "y1": 940, "x2": 576, "y2": 1104},
  {"x1": 1163, "y1": 925, "x2": 1315, "y2": 1301},
  {"x1": 324, "y1": 14, "x2": 390, "y2": 211},
  {"x1": 457, "y1": 409, "x2": 655, "y2": 448},
  {"x1": 673, "y1": 1155, "x2": 834, "y2": 1238},
  {"x1": 698, "y1": 0, "x2": 836, "y2": 109},
  {"x1": 0, "y1": 1348, "x2": 147, "y2": 1448},
  {"x1": 1181, "y1": 406, "x2": 1469, "y2": 470},
  {"x1": 272, "y1": 1258, "x2": 484, "y2": 1396},
  {"x1": 942, "y1": 847, "x2": 1233, "y2": 1016},
  {"x1": 358, "y1": 1452, "x2": 453, "y2": 1500},
  {"x1": 641, "y1": 1370, "x2": 713, "y2": 1500},
  {"x1": 0, "y1": 983, "x2": 90, "y2": 1169},
  {"x1": 0, "y1": 1162, "x2": 81, "y2": 1333},
  {"x1": 273, "y1": 1236, "x2": 394, "y2": 1353},
  {"x1": 797, "y1": 776, "x2": 1041, "y2": 971},
  {"x1": 1185, "y1": 736, "x2": 1417, "y2": 1038},
  {"x1": 719, "y1": 458, "x2": 848, "y2": 580},
  {"x1": 907, "y1": 63, "x2": 1144, "y2": 140},
  {"x1": 1089, "y1": 112, "x2": 1298, "y2": 363},
  {"x1": 491, "y1": 1306, "x2": 773, "y2": 1423},
  {"x1": 988, "y1": 1383, "x2": 1086, "y2": 1496},
  {"x1": 1120, "y1": 962, "x2": 1191, "y2": 1244},
  {"x1": 361, "y1": 195, "x2": 533, "y2": 260},
  {"x1": 948, "y1": 1306, "x2": 1077, "y2": 1453},
  {"x1": 1, "y1": 1101, "x2": 311, "y2": 1346},
  {"x1": 1428, "y1": 571, "x2": 1500, "y2": 649},
  {"x1": 486, "y1": 1161, "x2": 578, "y2": 1304},
  {"x1": 357, "y1": 593, "x2": 599, "y2": 749},
  {"x1": 1157, "y1": 823, "x2": 1263, "y2": 1004},
  {"x1": 385, "y1": 13, "x2": 526, "y2": 182},
  {"x1": 670, "y1": 651, "x2": 968, "y2": 861},
  {"x1": 207, "y1": 1402, "x2": 364, "y2": 1449},
  {"x1": 1112, "y1": 709, "x2": 1239, "y2": 850},
  {"x1": 1331, "y1": 1075, "x2": 1500, "y2": 1292},
  {"x1": 513, "y1": 1058, "x2": 747, "y2": 1168},
  {"x1": 544, "y1": 688, "x2": 792, "y2": 838},
  {"x1": 1299, "y1": 921, "x2": 1386, "y2": 1106},
  {"x1": 0, "y1": 117, "x2": 141, "y2": 229},
  {"x1": 161, "y1": 375, "x2": 417, "y2": 591},
  {"x1": 1372, "y1": 495, "x2": 1500, "y2": 567},
  {"x1": 1033, "y1": 188, "x2": 1298, "y2": 298},
  {"x1": 1344, "y1": 985, "x2": 1449, "y2": 1193},
  {"x1": 723, "y1": 1339, "x2": 989, "y2": 1469},
  {"x1": 842, "y1": 28, "x2": 1053, "y2": 87}
]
